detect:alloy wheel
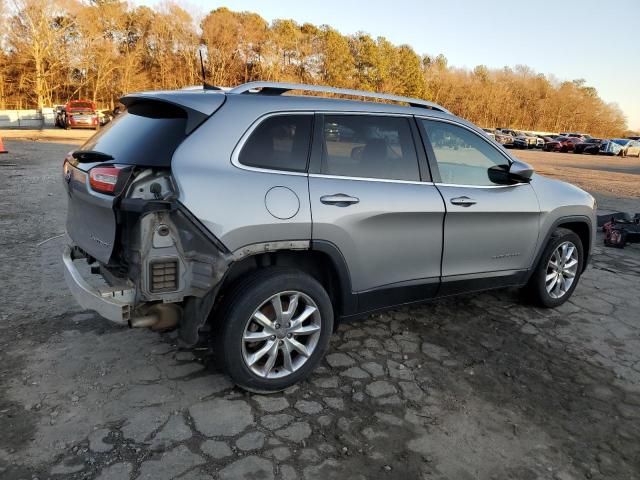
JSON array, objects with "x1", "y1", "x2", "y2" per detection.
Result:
[
  {"x1": 545, "y1": 241, "x2": 579, "y2": 299},
  {"x1": 241, "y1": 291, "x2": 322, "y2": 379}
]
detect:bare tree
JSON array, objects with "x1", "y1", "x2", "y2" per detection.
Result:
[{"x1": 0, "y1": 3, "x2": 629, "y2": 136}]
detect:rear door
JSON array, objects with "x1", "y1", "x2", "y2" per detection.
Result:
[
  {"x1": 308, "y1": 113, "x2": 445, "y2": 306},
  {"x1": 418, "y1": 118, "x2": 540, "y2": 289}
]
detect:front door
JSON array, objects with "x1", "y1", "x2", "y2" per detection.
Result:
[
  {"x1": 308, "y1": 114, "x2": 445, "y2": 305},
  {"x1": 418, "y1": 118, "x2": 540, "y2": 286}
]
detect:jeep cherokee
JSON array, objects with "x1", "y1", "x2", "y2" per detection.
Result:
[{"x1": 62, "y1": 82, "x2": 596, "y2": 392}]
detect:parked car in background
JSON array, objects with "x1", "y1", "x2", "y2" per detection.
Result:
[
  {"x1": 598, "y1": 140, "x2": 624, "y2": 156},
  {"x1": 627, "y1": 136, "x2": 640, "y2": 141},
  {"x1": 526, "y1": 133, "x2": 545, "y2": 149},
  {"x1": 544, "y1": 136, "x2": 581, "y2": 152},
  {"x1": 497, "y1": 129, "x2": 529, "y2": 149},
  {"x1": 482, "y1": 128, "x2": 496, "y2": 140},
  {"x1": 619, "y1": 139, "x2": 640, "y2": 157},
  {"x1": 494, "y1": 130, "x2": 515, "y2": 148},
  {"x1": 64, "y1": 100, "x2": 99, "y2": 130},
  {"x1": 574, "y1": 138, "x2": 603, "y2": 154},
  {"x1": 518, "y1": 131, "x2": 542, "y2": 149},
  {"x1": 500, "y1": 129, "x2": 539, "y2": 149},
  {"x1": 61, "y1": 81, "x2": 596, "y2": 392},
  {"x1": 608, "y1": 139, "x2": 638, "y2": 157},
  {"x1": 559, "y1": 132, "x2": 590, "y2": 140},
  {"x1": 482, "y1": 128, "x2": 516, "y2": 148},
  {"x1": 98, "y1": 109, "x2": 113, "y2": 126}
]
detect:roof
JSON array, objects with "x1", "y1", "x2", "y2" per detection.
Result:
[
  {"x1": 122, "y1": 81, "x2": 453, "y2": 118},
  {"x1": 228, "y1": 81, "x2": 451, "y2": 114}
]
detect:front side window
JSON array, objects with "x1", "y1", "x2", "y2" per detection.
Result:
[
  {"x1": 239, "y1": 114, "x2": 312, "y2": 172},
  {"x1": 421, "y1": 119, "x2": 511, "y2": 186},
  {"x1": 321, "y1": 115, "x2": 420, "y2": 181}
]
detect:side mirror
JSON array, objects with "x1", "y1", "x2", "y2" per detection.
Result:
[
  {"x1": 509, "y1": 159, "x2": 534, "y2": 182},
  {"x1": 488, "y1": 160, "x2": 534, "y2": 185}
]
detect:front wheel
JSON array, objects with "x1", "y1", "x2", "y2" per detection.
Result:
[
  {"x1": 214, "y1": 268, "x2": 334, "y2": 393},
  {"x1": 524, "y1": 228, "x2": 584, "y2": 307}
]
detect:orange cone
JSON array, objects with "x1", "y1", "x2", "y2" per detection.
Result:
[{"x1": 0, "y1": 135, "x2": 7, "y2": 154}]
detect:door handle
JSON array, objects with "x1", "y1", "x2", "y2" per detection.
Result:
[
  {"x1": 320, "y1": 194, "x2": 360, "y2": 207},
  {"x1": 450, "y1": 196, "x2": 476, "y2": 207}
]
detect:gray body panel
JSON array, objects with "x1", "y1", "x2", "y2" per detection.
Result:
[
  {"x1": 528, "y1": 174, "x2": 597, "y2": 258},
  {"x1": 437, "y1": 183, "x2": 540, "y2": 277},
  {"x1": 173, "y1": 92, "x2": 596, "y2": 287},
  {"x1": 309, "y1": 176, "x2": 445, "y2": 292},
  {"x1": 172, "y1": 95, "x2": 454, "y2": 254},
  {"x1": 65, "y1": 166, "x2": 116, "y2": 264},
  {"x1": 171, "y1": 97, "x2": 317, "y2": 251},
  {"x1": 64, "y1": 83, "x2": 597, "y2": 337}
]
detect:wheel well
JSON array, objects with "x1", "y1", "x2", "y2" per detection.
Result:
[
  {"x1": 557, "y1": 221, "x2": 591, "y2": 270},
  {"x1": 216, "y1": 250, "x2": 346, "y2": 317}
]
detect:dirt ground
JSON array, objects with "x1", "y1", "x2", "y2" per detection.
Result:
[{"x1": 1, "y1": 137, "x2": 639, "y2": 480}]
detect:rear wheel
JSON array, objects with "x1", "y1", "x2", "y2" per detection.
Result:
[
  {"x1": 214, "y1": 268, "x2": 334, "y2": 393},
  {"x1": 524, "y1": 228, "x2": 583, "y2": 307}
]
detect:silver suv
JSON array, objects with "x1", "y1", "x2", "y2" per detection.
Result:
[{"x1": 62, "y1": 82, "x2": 596, "y2": 392}]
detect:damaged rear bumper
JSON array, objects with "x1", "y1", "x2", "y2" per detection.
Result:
[{"x1": 63, "y1": 245, "x2": 135, "y2": 324}]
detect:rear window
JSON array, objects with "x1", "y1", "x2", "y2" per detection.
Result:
[
  {"x1": 239, "y1": 114, "x2": 312, "y2": 172},
  {"x1": 78, "y1": 102, "x2": 188, "y2": 167},
  {"x1": 69, "y1": 101, "x2": 94, "y2": 110}
]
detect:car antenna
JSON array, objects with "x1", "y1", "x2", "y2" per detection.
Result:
[{"x1": 199, "y1": 49, "x2": 221, "y2": 91}]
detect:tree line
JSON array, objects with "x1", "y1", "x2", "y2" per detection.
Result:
[{"x1": 0, "y1": 0, "x2": 629, "y2": 136}]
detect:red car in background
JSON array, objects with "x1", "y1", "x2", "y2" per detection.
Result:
[
  {"x1": 64, "y1": 100, "x2": 99, "y2": 130},
  {"x1": 543, "y1": 136, "x2": 582, "y2": 152}
]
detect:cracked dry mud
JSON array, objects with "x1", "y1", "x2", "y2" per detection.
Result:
[{"x1": 1, "y1": 140, "x2": 639, "y2": 480}]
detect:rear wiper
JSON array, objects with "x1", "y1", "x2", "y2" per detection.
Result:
[{"x1": 71, "y1": 150, "x2": 114, "y2": 163}]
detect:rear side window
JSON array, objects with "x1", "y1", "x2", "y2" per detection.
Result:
[
  {"x1": 321, "y1": 115, "x2": 420, "y2": 181},
  {"x1": 79, "y1": 102, "x2": 188, "y2": 167},
  {"x1": 239, "y1": 115, "x2": 312, "y2": 172}
]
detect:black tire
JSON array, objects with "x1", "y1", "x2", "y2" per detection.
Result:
[
  {"x1": 523, "y1": 228, "x2": 584, "y2": 308},
  {"x1": 214, "y1": 267, "x2": 334, "y2": 393}
]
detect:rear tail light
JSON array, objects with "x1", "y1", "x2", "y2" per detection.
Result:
[{"x1": 89, "y1": 166, "x2": 122, "y2": 194}]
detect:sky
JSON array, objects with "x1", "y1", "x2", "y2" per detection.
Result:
[{"x1": 139, "y1": 0, "x2": 640, "y2": 130}]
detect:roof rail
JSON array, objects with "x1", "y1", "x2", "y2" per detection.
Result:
[{"x1": 228, "y1": 81, "x2": 451, "y2": 114}]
